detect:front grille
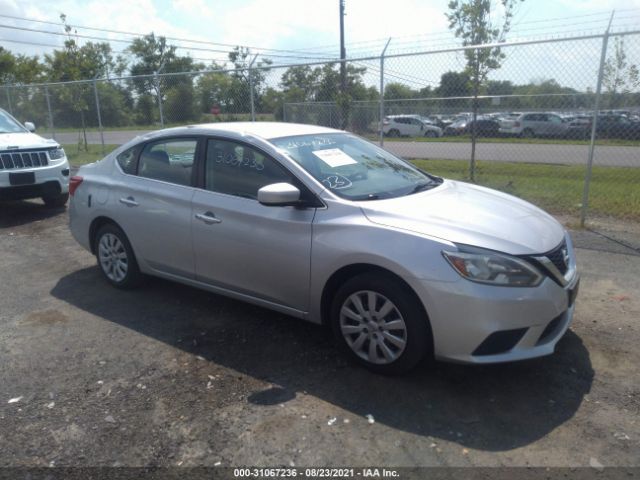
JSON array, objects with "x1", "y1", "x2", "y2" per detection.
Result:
[
  {"x1": 544, "y1": 240, "x2": 569, "y2": 275},
  {"x1": 0, "y1": 151, "x2": 49, "y2": 170}
]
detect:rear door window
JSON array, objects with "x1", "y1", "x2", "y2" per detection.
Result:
[{"x1": 138, "y1": 139, "x2": 197, "y2": 186}]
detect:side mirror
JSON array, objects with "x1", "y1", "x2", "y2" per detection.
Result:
[
  {"x1": 257, "y1": 183, "x2": 300, "y2": 206},
  {"x1": 24, "y1": 122, "x2": 36, "y2": 132}
]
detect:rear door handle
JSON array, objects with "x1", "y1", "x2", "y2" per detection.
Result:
[
  {"x1": 195, "y1": 211, "x2": 222, "y2": 224},
  {"x1": 119, "y1": 196, "x2": 138, "y2": 207}
]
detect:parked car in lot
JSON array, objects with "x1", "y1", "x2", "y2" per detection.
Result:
[
  {"x1": 69, "y1": 122, "x2": 579, "y2": 373},
  {"x1": 499, "y1": 112, "x2": 569, "y2": 138},
  {"x1": 0, "y1": 108, "x2": 70, "y2": 206},
  {"x1": 563, "y1": 115, "x2": 592, "y2": 139},
  {"x1": 444, "y1": 116, "x2": 501, "y2": 136},
  {"x1": 382, "y1": 115, "x2": 443, "y2": 138},
  {"x1": 595, "y1": 114, "x2": 640, "y2": 140}
]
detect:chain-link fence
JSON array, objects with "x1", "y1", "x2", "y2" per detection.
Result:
[{"x1": 1, "y1": 31, "x2": 639, "y2": 237}]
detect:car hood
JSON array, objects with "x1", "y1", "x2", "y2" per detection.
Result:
[
  {"x1": 360, "y1": 180, "x2": 564, "y2": 255},
  {"x1": 0, "y1": 132, "x2": 57, "y2": 150}
]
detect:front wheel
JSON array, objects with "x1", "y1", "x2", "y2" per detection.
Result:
[
  {"x1": 521, "y1": 128, "x2": 535, "y2": 138},
  {"x1": 387, "y1": 129, "x2": 400, "y2": 137},
  {"x1": 425, "y1": 130, "x2": 438, "y2": 138},
  {"x1": 42, "y1": 192, "x2": 69, "y2": 208},
  {"x1": 330, "y1": 273, "x2": 432, "y2": 374},
  {"x1": 95, "y1": 224, "x2": 143, "y2": 289}
]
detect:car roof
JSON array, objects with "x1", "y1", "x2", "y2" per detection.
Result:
[
  {"x1": 387, "y1": 114, "x2": 421, "y2": 119},
  {"x1": 140, "y1": 122, "x2": 341, "y2": 141}
]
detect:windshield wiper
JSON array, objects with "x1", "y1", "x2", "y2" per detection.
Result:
[
  {"x1": 409, "y1": 182, "x2": 437, "y2": 195},
  {"x1": 417, "y1": 169, "x2": 444, "y2": 183},
  {"x1": 351, "y1": 193, "x2": 380, "y2": 201}
]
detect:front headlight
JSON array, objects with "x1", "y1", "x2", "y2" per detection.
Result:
[
  {"x1": 442, "y1": 246, "x2": 543, "y2": 287},
  {"x1": 48, "y1": 147, "x2": 66, "y2": 160}
]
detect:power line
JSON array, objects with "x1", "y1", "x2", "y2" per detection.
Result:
[
  {"x1": 0, "y1": 12, "x2": 339, "y2": 58},
  {"x1": 0, "y1": 37, "x2": 232, "y2": 64},
  {"x1": 0, "y1": 23, "x2": 340, "y2": 61},
  {"x1": 291, "y1": 8, "x2": 640, "y2": 56}
]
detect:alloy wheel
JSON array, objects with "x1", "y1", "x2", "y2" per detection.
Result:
[
  {"x1": 339, "y1": 290, "x2": 408, "y2": 365},
  {"x1": 98, "y1": 233, "x2": 129, "y2": 283}
]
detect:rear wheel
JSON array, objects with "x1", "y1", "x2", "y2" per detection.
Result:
[
  {"x1": 42, "y1": 192, "x2": 69, "y2": 208},
  {"x1": 425, "y1": 130, "x2": 438, "y2": 138},
  {"x1": 387, "y1": 128, "x2": 400, "y2": 137},
  {"x1": 330, "y1": 273, "x2": 432, "y2": 374},
  {"x1": 521, "y1": 128, "x2": 535, "y2": 138},
  {"x1": 95, "y1": 224, "x2": 143, "y2": 289}
]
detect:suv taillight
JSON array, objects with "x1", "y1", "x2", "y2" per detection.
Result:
[{"x1": 69, "y1": 176, "x2": 83, "y2": 196}]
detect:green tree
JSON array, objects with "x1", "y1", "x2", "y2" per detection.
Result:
[
  {"x1": 261, "y1": 87, "x2": 285, "y2": 120},
  {"x1": 602, "y1": 37, "x2": 640, "y2": 109},
  {"x1": 436, "y1": 71, "x2": 471, "y2": 111},
  {"x1": 0, "y1": 48, "x2": 46, "y2": 124},
  {"x1": 44, "y1": 15, "x2": 120, "y2": 149},
  {"x1": 196, "y1": 68, "x2": 233, "y2": 114},
  {"x1": 227, "y1": 46, "x2": 272, "y2": 114},
  {"x1": 280, "y1": 65, "x2": 321, "y2": 103},
  {"x1": 0, "y1": 48, "x2": 45, "y2": 84},
  {"x1": 383, "y1": 82, "x2": 417, "y2": 100},
  {"x1": 164, "y1": 82, "x2": 199, "y2": 123},
  {"x1": 126, "y1": 33, "x2": 203, "y2": 124},
  {"x1": 446, "y1": 0, "x2": 523, "y2": 181}
]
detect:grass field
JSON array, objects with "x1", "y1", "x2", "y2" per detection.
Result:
[
  {"x1": 63, "y1": 144, "x2": 640, "y2": 221},
  {"x1": 412, "y1": 158, "x2": 640, "y2": 220},
  {"x1": 63, "y1": 144, "x2": 118, "y2": 166}
]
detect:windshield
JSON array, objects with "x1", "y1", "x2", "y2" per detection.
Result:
[
  {"x1": 0, "y1": 109, "x2": 26, "y2": 134},
  {"x1": 271, "y1": 132, "x2": 441, "y2": 201}
]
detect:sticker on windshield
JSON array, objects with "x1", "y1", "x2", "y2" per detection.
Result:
[
  {"x1": 312, "y1": 148, "x2": 358, "y2": 168},
  {"x1": 321, "y1": 174, "x2": 352, "y2": 190}
]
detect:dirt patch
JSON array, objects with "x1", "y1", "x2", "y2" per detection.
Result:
[{"x1": 21, "y1": 309, "x2": 69, "y2": 326}]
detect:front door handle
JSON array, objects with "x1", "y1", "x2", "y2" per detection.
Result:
[
  {"x1": 119, "y1": 196, "x2": 138, "y2": 207},
  {"x1": 195, "y1": 211, "x2": 222, "y2": 224}
]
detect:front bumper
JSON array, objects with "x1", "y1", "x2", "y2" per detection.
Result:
[
  {"x1": 0, "y1": 160, "x2": 70, "y2": 200},
  {"x1": 412, "y1": 271, "x2": 579, "y2": 364}
]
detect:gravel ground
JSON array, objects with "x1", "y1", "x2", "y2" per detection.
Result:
[{"x1": 0, "y1": 200, "x2": 638, "y2": 469}]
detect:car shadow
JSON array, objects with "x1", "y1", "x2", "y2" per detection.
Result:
[
  {"x1": 0, "y1": 199, "x2": 66, "y2": 228},
  {"x1": 51, "y1": 267, "x2": 594, "y2": 452}
]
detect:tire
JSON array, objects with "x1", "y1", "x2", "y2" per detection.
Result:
[
  {"x1": 521, "y1": 128, "x2": 535, "y2": 139},
  {"x1": 94, "y1": 223, "x2": 143, "y2": 289},
  {"x1": 387, "y1": 129, "x2": 400, "y2": 137},
  {"x1": 330, "y1": 272, "x2": 432, "y2": 374},
  {"x1": 42, "y1": 192, "x2": 69, "y2": 208},
  {"x1": 425, "y1": 130, "x2": 437, "y2": 138}
]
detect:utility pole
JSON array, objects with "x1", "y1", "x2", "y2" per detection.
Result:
[{"x1": 339, "y1": 0, "x2": 347, "y2": 129}]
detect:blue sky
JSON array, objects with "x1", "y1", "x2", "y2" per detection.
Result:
[
  {"x1": 0, "y1": 0, "x2": 639, "y2": 90},
  {"x1": 1, "y1": 0, "x2": 638, "y2": 59}
]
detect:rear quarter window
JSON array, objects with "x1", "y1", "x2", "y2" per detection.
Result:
[{"x1": 116, "y1": 146, "x2": 141, "y2": 175}]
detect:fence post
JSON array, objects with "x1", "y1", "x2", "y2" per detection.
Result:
[
  {"x1": 5, "y1": 84, "x2": 13, "y2": 115},
  {"x1": 154, "y1": 72, "x2": 165, "y2": 127},
  {"x1": 580, "y1": 12, "x2": 615, "y2": 227},
  {"x1": 93, "y1": 79, "x2": 105, "y2": 155},
  {"x1": 44, "y1": 85, "x2": 55, "y2": 140},
  {"x1": 249, "y1": 54, "x2": 259, "y2": 122},
  {"x1": 379, "y1": 38, "x2": 392, "y2": 147}
]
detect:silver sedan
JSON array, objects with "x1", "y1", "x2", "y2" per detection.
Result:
[{"x1": 68, "y1": 122, "x2": 579, "y2": 373}]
